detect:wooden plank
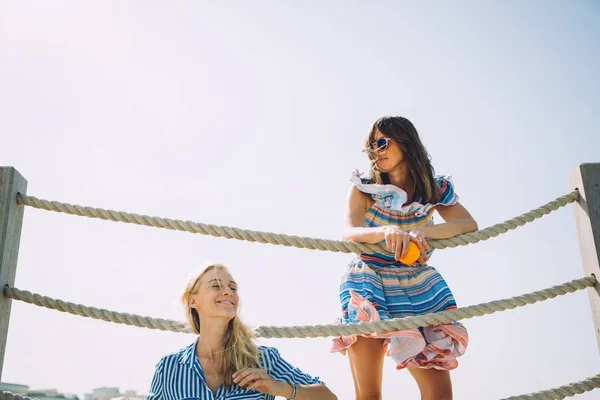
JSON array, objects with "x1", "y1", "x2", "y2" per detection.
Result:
[
  {"x1": 0, "y1": 167, "x2": 27, "y2": 380},
  {"x1": 569, "y1": 163, "x2": 600, "y2": 352}
]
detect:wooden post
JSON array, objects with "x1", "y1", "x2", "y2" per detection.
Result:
[
  {"x1": 0, "y1": 167, "x2": 27, "y2": 380},
  {"x1": 569, "y1": 163, "x2": 600, "y2": 352}
]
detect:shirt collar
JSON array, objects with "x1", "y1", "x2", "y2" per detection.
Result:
[{"x1": 178, "y1": 340, "x2": 198, "y2": 367}]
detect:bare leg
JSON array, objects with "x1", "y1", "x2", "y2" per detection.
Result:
[
  {"x1": 408, "y1": 367, "x2": 453, "y2": 400},
  {"x1": 347, "y1": 337, "x2": 386, "y2": 400}
]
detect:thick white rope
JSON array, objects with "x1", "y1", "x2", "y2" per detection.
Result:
[
  {"x1": 16, "y1": 190, "x2": 579, "y2": 253},
  {"x1": 4, "y1": 276, "x2": 594, "y2": 338},
  {"x1": 500, "y1": 373, "x2": 600, "y2": 399},
  {"x1": 3, "y1": 285, "x2": 190, "y2": 333}
]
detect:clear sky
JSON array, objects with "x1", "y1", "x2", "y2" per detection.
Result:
[{"x1": 1, "y1": 1, "x2": 599, "y2": 399}]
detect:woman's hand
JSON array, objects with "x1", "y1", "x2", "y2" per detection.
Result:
[
  {"x1": 233, "y1": 368, "x2": 292, "y2": 398},
  {"x1": 385, "y1": 226, "x2": 429, "y2": 264},
  {"x1": 408, "y1": 226, "x2": 430, "y2": 264}
]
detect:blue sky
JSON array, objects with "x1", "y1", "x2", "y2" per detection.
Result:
[{"x1": 1, "y1": 1, "x2": 599, "y2": 399}]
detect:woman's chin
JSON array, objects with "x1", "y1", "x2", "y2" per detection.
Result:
[
  {"x1": 221, "y1": 311, "x2": 237, "y2": 321},
  {"x1": 377, "y1": 163, "x2": 391, "y2": 172},
  {"x1": 377, "y1": 160, "x2": 401, "y2": 173},
  {"x1": 206, "y1": 311, "x2": 236, "y2": 322}
]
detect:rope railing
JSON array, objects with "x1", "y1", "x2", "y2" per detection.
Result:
[
  {"x1": 3, "y1": 285, "x2": 190, "y2": 334},
  {"x1": 4, "y1": 188, "x2": 599, "y2": 399},
  {"x1": 15, "y1": 190, "x2": 579, "y2": 253},
  {"x1": 4, "y1": 275, "x2": 595, "y2": 339},
  {"x1": 500, "y1": 373, "x2": 600, "y2": 400}
]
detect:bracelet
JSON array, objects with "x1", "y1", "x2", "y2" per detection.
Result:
[{"x1": 286, "y1": 382, "x2": 298, "y2": 400}]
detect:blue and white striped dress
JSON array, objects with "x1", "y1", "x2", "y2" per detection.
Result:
[
  {"x1": 331, "y1": 171, "x2": 468, "y2": 371},
  {"x1": 146, "y1": 341, "x2": 323, "y2": 400}
]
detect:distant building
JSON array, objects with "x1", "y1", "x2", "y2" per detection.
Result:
[
  {"x1": 89, "y1": 388, "x2": 120, "y2": 400},
  {"x1": 24, "y1": 388, "x2": 76, "y2": 400},
  {"x1": 85, "y1": 387, "x2": 143, "y2": 400},
  {"x1": 109, "y1": 397, "x2": 143, "y2": 400}
]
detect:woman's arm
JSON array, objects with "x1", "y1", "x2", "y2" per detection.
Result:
[
  {"x1": 234, "y1": 347, "x2": 338, "y2": 400},
  {"x1": 416, "y1": 202, "x2": 478, "y2": 239},
  {"x1": 234, "y1": 369, "x2": 337, "y2": 400},
  {"x1": 271, "y1": 381, "x2": 337, "y2": 400},
  {"x1": 341, "y1": 185, "x2": 429, "y2": 260},
  {"x1": 342, "y1": 185, "x2": 386, "y2": 244}
]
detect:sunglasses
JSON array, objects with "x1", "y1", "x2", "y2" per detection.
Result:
[{"x1": 363, "y1": 137, "x2": 391, "y2": 154}]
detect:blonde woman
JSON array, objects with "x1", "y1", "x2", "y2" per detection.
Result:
[{"x1": 146, "y1": 264, "x2": 337, "y2": 400}]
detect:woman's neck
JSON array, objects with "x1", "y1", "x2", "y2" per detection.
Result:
[
  {"x1": 196, "y1": 318, "x2": 229, "y2": 358},
  {"x1": 386, "y1": 162, "x2": 412, "y2": 192}
]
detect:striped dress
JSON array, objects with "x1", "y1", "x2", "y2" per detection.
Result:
[{"x1": 331, "y1": 171, "x2": 468, "y2": 371}]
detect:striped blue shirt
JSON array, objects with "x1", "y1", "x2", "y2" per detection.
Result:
[{"x1": 146, "y1": 341, "x2": 324, "y2": 400}]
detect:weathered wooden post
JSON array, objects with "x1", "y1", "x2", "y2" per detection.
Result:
[
  {"x1": 569, "y1": 163, "x2": 600, "y2": 351},
  {"x1": 0, "y1": 167, "x2": 27, "y2": 379}
]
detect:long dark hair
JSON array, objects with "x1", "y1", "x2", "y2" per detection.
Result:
[{"x1": 365, "y1": 116, "x2": 441, "y2": 204}]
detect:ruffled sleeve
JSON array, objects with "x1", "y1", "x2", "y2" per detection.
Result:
[
  {"x1": 350, "y1": 170, "x2": 408, "y2": 211},
  {"x1": 349, "y1": 170, "x2": 459, "y2": 216},
  {"x1": 436, "y1": 176, "x2": 459, "y2": 206}
]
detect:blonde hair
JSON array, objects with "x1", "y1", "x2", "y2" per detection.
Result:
[{"x1": 181, "y1": 263, "x2": 260, "y2": 387}]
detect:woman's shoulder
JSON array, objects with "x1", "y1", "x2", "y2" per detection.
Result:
[
  {"x1": 435, "y1": 174, "x2": 454, "y2": 188},
  {"x1": 257, "y1": 346, "x2": 281, "y2": 372},
  {"x1": 257, "y1": 345, "x2": 281, "y2": 358},
  {"x1": 348, "y1": 170, "x2": 410, "y2": 213},
  {"x1": 434, "y1": 175, "x2": 459, "y2": 205},
  {"x1": 155, "y1": 342, "x2": 196, "y2": 367},
  {"x1": 349, "y1": 170, "x2": 407, "y2": 201}
]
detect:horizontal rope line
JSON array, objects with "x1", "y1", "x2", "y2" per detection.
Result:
[
  {"x1": 16, "y1": 190, "x2": 579, "y2": 253},
  {"x1": 4, "y1": 275, "x2": 594, "y2": 339},
  {"x1": 500, "y1": 373, "x2": 600, "y2": 400}
]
